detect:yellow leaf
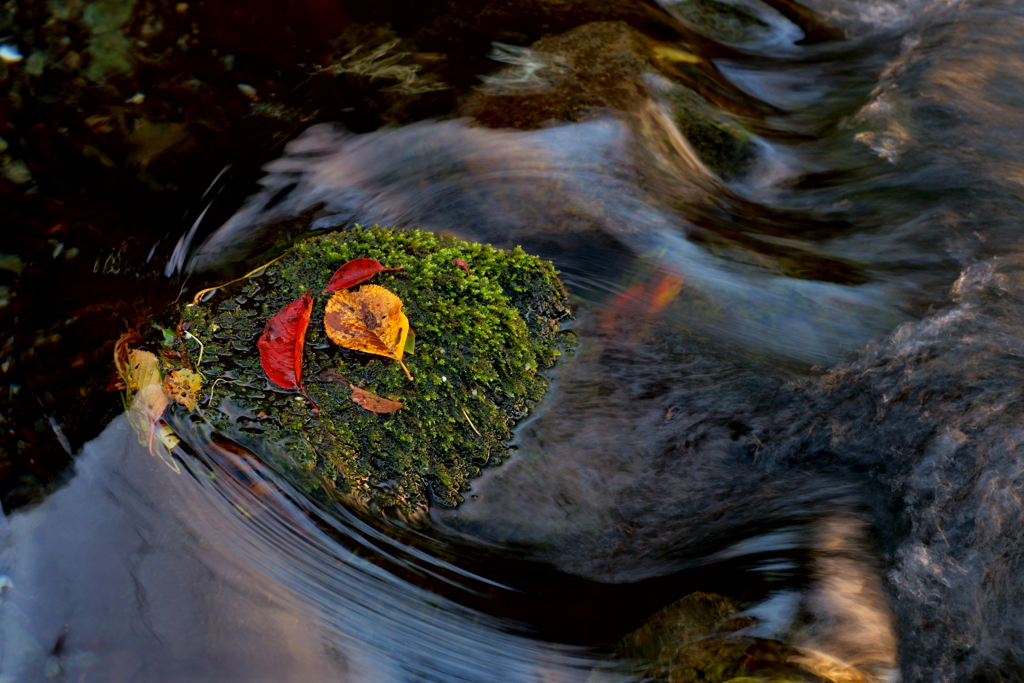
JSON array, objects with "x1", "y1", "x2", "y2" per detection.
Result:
[
  {"x1": 652, "y1": 45, "x2": 701, "y2": 64},
  {"x1": 324, "y1": 284, "x2": 413, "y2": 379},
  {"x1": 163, "y1": 368, "x2": 202, "y2": 411},
  {"x1": 128, "y1": 349, "x2": 163, "y2": 413},
  {"x1": 125, "y1": 349, "x2": 169, "y2": 454}
]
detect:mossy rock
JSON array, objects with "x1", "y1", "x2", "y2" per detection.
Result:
[
  {"x1": 669, "y1": 0, "x2": 770, "y2": 44},
  {"x1": 180, "y1": 226, "x2": 574, "y2": 514},
  {"x1": 616, "y1": 592, "x2": 841, "y2": 683},
  {"x1": 665, "y1": 84, "x2": 756, "y2": 179},
  {"x1": 459, "y1": 20, "x2": 757, "y2": 179}
]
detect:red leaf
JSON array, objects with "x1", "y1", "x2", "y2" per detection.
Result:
[
  {"x1": 454, "y1": 259, "x2": 471, "y2": 276},
  {"x1": 258, "y1": 291, "x2": 317, "y2": 410},
  {"x1": 323, "y1": 258, "x2": 402, "y2": 293}
]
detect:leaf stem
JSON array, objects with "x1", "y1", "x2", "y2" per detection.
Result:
[
  {"x1": 182, "y1": 331, "x2": 207, "y2": 381},
  {"x1": 190, "y1": 253, "x2": 287, "y2": 304}
]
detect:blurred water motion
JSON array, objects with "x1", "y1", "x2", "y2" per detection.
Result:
[
  {"x1": 8, "y1": 0, "x2": 1024, "y2": 679},
  {"x1": 189, "y1": 114, "x2": 899, "y2": 366},
  {"x1": 0, "y1": 416, "x2": 599, "y2": 683},
  {"x1": 0, "y1": 411, "x2": 897, "y2": 683}
]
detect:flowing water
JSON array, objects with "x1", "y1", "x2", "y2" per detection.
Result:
[{"x1": 4, "y1": 0, "x2": 1024, "y2": 680}]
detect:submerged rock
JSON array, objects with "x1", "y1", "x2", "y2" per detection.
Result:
[
  {"x1": 461, "y1": 20, "x2": 757, "y2": 179},
  {"x1": 179, "y1": 226, "x2": 574, "y2": 514},
  {"x1": 667, "y1": 0, "x2": 770, "y2": 45},
  {"x1": 461, "y1": 22, "x2": 654, "y2": 129},
  {"x1": 617, "y1": 592, "x2": 868, "y2": 683}
]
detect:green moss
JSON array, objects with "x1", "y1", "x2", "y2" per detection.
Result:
[
  {"x1": 665, "y1": 84, "x2": 755, "y2": 179},
  {"x1": 181, "y1": 226, "x2": 573, "y2": 513},
  {"x1": 671, "y1": 0, "x2": 770, "y2": 44},
  {"x1": 617, "y1": 593, "x2": 830, "y2": 683}
]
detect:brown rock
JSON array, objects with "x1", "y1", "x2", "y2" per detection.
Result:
[{"x1": 460, "y1": 21, "x2": 656, "y2": 130}]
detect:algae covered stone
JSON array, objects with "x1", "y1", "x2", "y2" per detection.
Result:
[
  {"x1": 181, "y1": 226, "x2": 573, "y2": 513},
  {"x1": 668, "y1": 0, "x2": 770, "y2": 45},
  {"x1": 617, "y1": 592, "x2": 867, "y2": 683}
]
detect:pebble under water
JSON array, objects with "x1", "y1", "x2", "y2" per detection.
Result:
[{"x1": 4, "y1": 0, "x2": 1024, "y2": 681}]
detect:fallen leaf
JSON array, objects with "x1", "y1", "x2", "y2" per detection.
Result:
[
  {"x1": 258, "y1": 291, "x2": 318, "y2": 409},
  {"x1": 113, "y1": 330, "x2": 143, "y2": 389},
  {"x1": 315, "y1": 367, "x2": 352, "y2": 384},
  {"x1": 163, "y1": 368, "x2": 202, "y2": 410},
  {"x1": 453, "y1": 258, "x2": 471, "y2": 276},
  {"x1": 648, "y1": 273, "x2": 685, "y2": 315},
  {"x1": 403, "y1": 326, "x2": 416, "y2": 356},
  {"x1": 154, "y1": 424, "x2": 182, "y2": 453},
  {"x1": 652, "y1": 45, "x2": 701, "y2": 64},
  {"x1": 107, "y1": 373, "x2": 127, "y2": 392},
  {"x1": 598, "y1": 269, "x2": 685, "y2": 337},
  {"x1": 324, "y1": 258, "x2": 403, "y2": 293},
  {"x1": 324, "y1": 284, "x2": 412, "y2": 379},
  {"x1": 128, "y1": 348, "x2": 163, "y2": 401},
  {"x1": 349, "y1": 386, "x2": 404, "y2": 413},
  {"x1": 125, "y1": 349, "x2": 169, "y2": 454}
]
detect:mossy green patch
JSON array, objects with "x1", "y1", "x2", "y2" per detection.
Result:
[
  {"x1": 665, "y1": 83, "x2": 756, "y2": 179},
  {"x1": 617, "y1": 592, "x2": 836, "y2": 683},
  {"x1": 671, "y1": 0, "x2": 770, "y2": 45},
  {"x1": 181, "y1": 226, "x2": 573, "y2": 513}
]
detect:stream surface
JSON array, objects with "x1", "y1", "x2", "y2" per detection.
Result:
[{"x1": 4, "y1": 0, "x2": 1024, "y2": 681}]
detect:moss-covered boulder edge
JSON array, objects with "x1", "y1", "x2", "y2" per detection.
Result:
[{"x1": 180, "y1": 226, "x2": 574, "y2": 513}]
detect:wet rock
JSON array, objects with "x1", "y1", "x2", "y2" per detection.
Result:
[
  {"x1": 617, "y1": 592, "x2": 866, "y2": 683},
  {"x1": 179, "y1": 226, "x2": 574, "y2": 514},
  {"x1": 460, "y1": 21, "x2": 756, "y2": 179},
  {"x1": 1, "y1": 159, "x2": 32, "y2": 184},
  {"x1": 0, "y1": 0, "x2": 469, "y2": 510},
  {"x1": 667, "y1": 0, "x2": 770, "y2": 44},
  {"x1": 659, "y1": 79, "x2": 755, "y2": 179},
  {"x1": 461, "y1": 21, "x2": 657, "y2": 129},
  {"x1": 82, "y1": 0, "x2": 137, "y2": 82}
]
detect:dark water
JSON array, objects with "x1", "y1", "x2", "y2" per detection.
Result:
[{"x1": 4, "y1": 0, "x2": 1024, "y2": 680}]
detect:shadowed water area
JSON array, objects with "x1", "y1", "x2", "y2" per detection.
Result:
[{"x1": 3, "y1": 0, "x2": 1024, "y2": 681}]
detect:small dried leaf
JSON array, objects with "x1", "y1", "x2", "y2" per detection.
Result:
[
  {"x1": 258, "y1": 292, "x2": 316, "y2": 407},
  {"x1": 155, "y1": 423, "x2": 181, "y2": 451},
  {"x1": 315, "y1": 367, "x2": 351, "y2": 384},
  {"x1": 163, "y1": 368, "x2": 202, "y2": 410},
  {"x1": 324, "y1": 258, "x2": 402, "y2": 293},
  {"x1": 113, "y1": 331, "x2": 142, "y2": 389},
  {"x1": 350, "y1": 386, "x2": 403, "y2": 413},
  {"x1": 324, "y1": 284, "x2": 412, "y2": 379}
]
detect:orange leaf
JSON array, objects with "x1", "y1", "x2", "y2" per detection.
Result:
[
  {"x1": 163, "y1": 369, "x2": 202, "y2": 411},
  {"x1": 349, "y1": 386, "x2": 404, "y2": 413},
  {"x1": 324, "y1": 284, "x2": 412, "y2": 379}
]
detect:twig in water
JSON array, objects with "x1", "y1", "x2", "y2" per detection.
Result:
[
  {"x1": 183, "y1": 331, "x2": 207, "y2": 381},
  {"x1": 190, "y1": 254, "x2": 287, "y2": 305}
]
